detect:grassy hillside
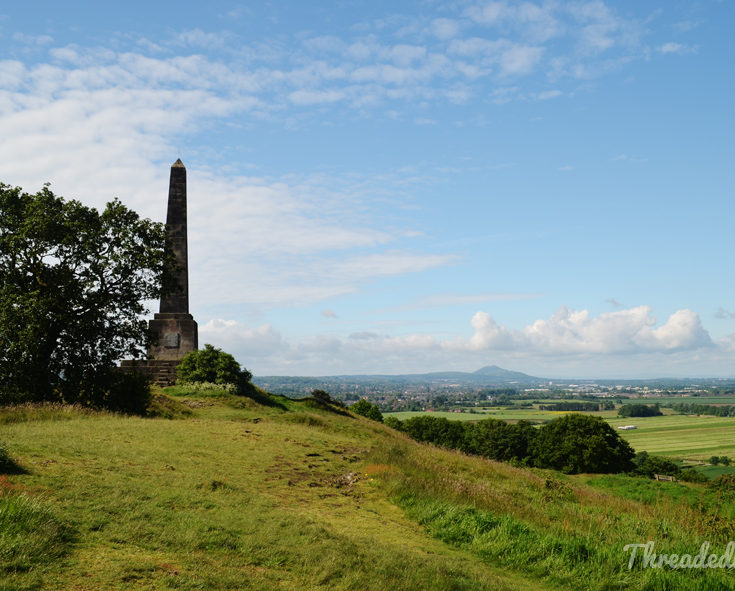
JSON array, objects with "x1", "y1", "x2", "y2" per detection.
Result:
[{"x1": 1, "y1": 389, "x2": 735, "y2": 590}]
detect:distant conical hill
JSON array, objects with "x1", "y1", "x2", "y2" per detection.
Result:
[
  {"x1": 472, "y1": 365, "x2": 540, "y2": 382},
  {"x1": 253, "y1": 365, "x2": 544, "y2": 394}
]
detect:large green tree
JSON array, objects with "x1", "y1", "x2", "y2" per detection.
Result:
[
  {"x1": 531, "y1": 414, "x2": 635, "y2": 474},
  {"x1": 0, "y1": 182, "x2": 171, "y2": 404}
]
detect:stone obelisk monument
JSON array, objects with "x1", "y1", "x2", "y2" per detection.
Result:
[
  {"x1": 147, "y1": 159, "x2": 198, "y2": 362},
  {"x1": 122, "y1": 159, "x2": 198, "y2": 385}
]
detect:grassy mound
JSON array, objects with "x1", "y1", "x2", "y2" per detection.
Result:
[{"x1": 0, "y1": 388, "x2": 734, "y2": 590}]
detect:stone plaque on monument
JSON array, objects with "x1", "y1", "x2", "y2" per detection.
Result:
[{"x1": 163, "y1": 333, "x2": 181, "y2": 348}]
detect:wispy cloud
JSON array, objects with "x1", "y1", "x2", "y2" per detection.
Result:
[
  {"x1": 12, "y1": 32, "x2": 53, "y2": 45},
  {"x1": 657, "y1": 42, "x2": 697, "y2": 55},
  {"x1": 430, "y1": 18, "x2": 461, "y2": 40},
  {"x1": 612, "y1": 154, "x2": 648, "y2": 163},
  {"x1": 0, "y1": 50, "x2": 461, "y2": 312}
]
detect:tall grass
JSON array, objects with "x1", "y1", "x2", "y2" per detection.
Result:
[
  {"x1": 0, "y1": 442, "x2": 11, "y2": 471},
  {"x1": 369, "y1": 436, "x2": 735, "y2": 590},
  {"x1": 0, "y1": 493, "x2": 71, "y2": 573},
  {"x1": 0, "y1": 402, "x2": 103, "y2": 425}
]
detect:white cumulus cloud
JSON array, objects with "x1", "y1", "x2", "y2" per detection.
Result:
[{"x1": 465, "y1": 306, "x2": 713, "y2": 354}]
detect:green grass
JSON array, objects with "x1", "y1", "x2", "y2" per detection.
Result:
[
  {"x1": 0, "y1": 395, "x2": 533, "y2": 590},
  {"x1": 0, "y1": 402, "x2": 105, "y2": 425},
  {"x1": 163, "y1": 381, "x2": 238, "y2": 397},
  {"x1": 368, "y1": 435, "x2": 735, "y2": 590},
  {"x1": 0, "y1": 492, "x2": 72, "y2": 590},
  {"x1": 693, "y1": 464, "x2": 735, "y2": 479},
  {"x1": 2, "y1": 391, "x2": 735, "y2": 590}
]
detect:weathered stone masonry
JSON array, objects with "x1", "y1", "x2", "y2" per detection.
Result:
[{"x1": 121, "y1": 159, "x2": 198, "y2": 385}]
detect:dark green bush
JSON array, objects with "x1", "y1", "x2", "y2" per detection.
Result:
[
  {"x1": 709, "y1": 473, "x2": 735, "y2": 492},
  {"x1": 678, "y1": 469, "x2": 709, "y2": 483},
  {"x1": 310, "y1": 389, "x2": 346, "y2": 409},
  {"x1": 709, "y1": 455, "x2": 731, "y2": 466},
  {"x1": 350, "y1": 399, "x2": 383, "y2": 422},
  {"x1": 383, "y1": 416, "x2": 403, "y2": 430},
  {"x1": 177, "y1": 344, "x2": 252, "y2": 391},
  {"x1": 402, "y1": 416, "x2": 465, "y2": 450},
  {"x1": 71, "y1": 369, "x2": 151, "y2": 415},
  {"x1": 398, "y1": 413, "x2": 634, "y2": 475},
  {"x1": 103, "y1": 370, "x2": 152, "y2": 415},
  {"x1": 631, "y1": 451, "x2": 681, "y2": 479},
  {"x1": 463, "y1": 418, "x2": 536, "y2": 462},
  {"x1": 618, "y1": 403, "x2": 662, "y2": 418}
]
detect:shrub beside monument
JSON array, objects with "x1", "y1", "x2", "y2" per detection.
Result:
[{"x1": 177, "y1": 344, "x2": 253, "y2": 393}]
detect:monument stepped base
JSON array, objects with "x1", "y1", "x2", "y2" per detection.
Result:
[{"x1": 120, "y1": 359, "x2": 181, "y2": 387}]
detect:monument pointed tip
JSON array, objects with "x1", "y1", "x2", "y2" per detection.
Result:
[{"x1": 172, "y1": 158, "x2": 185, "y2": 168}]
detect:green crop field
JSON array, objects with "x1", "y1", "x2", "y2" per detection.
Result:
[
  {"x1": 385, "y1": 409, "x2": 616, "y2": 422},
  {"x1": 693, "y1": 464, "x2": 735, "y2": 479},
  {"x1": 619, "y1": 396, "x2": 735, "y2": 405},
  {"x1": 607, "y1": 414, "x2": 735, "y2": 460}
]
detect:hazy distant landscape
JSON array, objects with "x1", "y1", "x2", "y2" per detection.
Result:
[{"x1": 255, "y1": 364, "x2": 735, "y2": 398}]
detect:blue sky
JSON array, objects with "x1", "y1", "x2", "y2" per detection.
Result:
[{"x1": 1, "y1": 1, "x2": 733, "y2": 378}]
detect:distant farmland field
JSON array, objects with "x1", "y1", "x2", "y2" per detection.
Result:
[
  {"x1": 618, "y1": 395, "x2": 735, "y2": 405},
  {"x1": 384, "y1": 408, "x2": 616, "y2": 422},
  {"x1": 607, "y1": 414, "x2": 735, "y2": 460}
]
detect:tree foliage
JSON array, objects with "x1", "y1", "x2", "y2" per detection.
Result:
[
  {"x1": 631, "y1": 451, "x2": 680, "y2": 479},
  {"x1": 350, "y1": 399, "x2": 383, "y2": 422},
  {"x1": 0, "y1": 183, "x2": 170, "y2": 408},
  {"x1": 308, "y1": 389, "x2": 347, "y2": 410},
  {"x1": 709, "y1": 473, "x2": 735, "y2": 494},
  {"x1": 383, "y1": 416, "x2": 403, "y2": 430},
  {"x1": 618, "y1": 403, "x2": 662, "y2": 418},
  {"x1": 401, "y1": 416, "x2": 466, "y2": 450},
  {"x1": 463, "y1": 418, "x2": 536, "y2": 462},
  {"x1": 393, "y1": 413, "x2": 635, "y2": 475},
  {"x1": 531, "y1": 414, "x2": 635, "y2": 474},
  {"x1": 177, "y1": 344, "x2": 252, "y2": 389},
  {"x1": 669, "y1": 403, "x2": 735, "y2": 417}
]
